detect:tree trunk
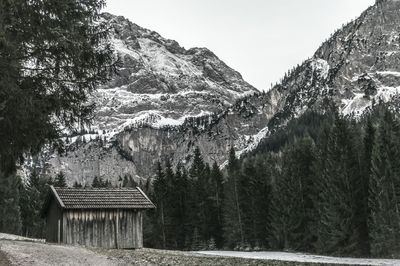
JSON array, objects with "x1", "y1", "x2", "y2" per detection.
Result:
[
  {"x1": 233, "y1": 175, "x2": 244, "y2": 244},
  {"x1": 160, "y1": 202, "x2": 166, "y2": 249}
]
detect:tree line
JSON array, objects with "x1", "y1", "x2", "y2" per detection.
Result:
[{"x1": 145, "y1": 104, "x2": 400, "y2": 258}]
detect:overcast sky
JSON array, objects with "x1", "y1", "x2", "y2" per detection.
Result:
[{"x1": 103, "y1": 0, "x2": 375, "y2": 91}]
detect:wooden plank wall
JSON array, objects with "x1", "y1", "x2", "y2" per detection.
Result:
[
  {"x1": 46, "y1": 200, "x2": 62, "y2": 243},
  {"x1": 63, "y1": 209, "x2": 142, "y2": 249}
]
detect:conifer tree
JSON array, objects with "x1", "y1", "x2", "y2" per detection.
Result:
[
  {"x1": 122, "y1": 175, "x2": 137, "y2": 188},
  {"x1": 92, "y1": 176, "x2": 100, "y2": 188},
  {"x1": 163, "y1": 159, "x2": 175, "y2": 248},
  {"x1": 254, "y1": 154, "x2": 274, "y2": 249},
  {"x1": 358, "y1": 116, "x2": 375, "y2": 255},
  {"x1": 170, "y1": 165, "x2": 190, "y2": 249},
  {"x1": 152, "y1": 162, "x2": 167, "y2": 249},
  {"x1": 73, "y1": 181, "x2": 83, "y2": 188},
  {"x1": 271, "y1": 138, "x2": 317, "y2": 251},
  {"x1": 54, "y1": 172, "x2": 67, "y2": 187},
  {"x1": 369, "y1": 109, "x2": 400, "y2": 257},
  {"x1": 316, "y1": 114, "x2": 363, "y2": 255},
  {"x1": 239, "y1": 157, "x2": 258, "y2": 247},
  {"x1": 0, "y1": 173, "x2": 22, "y2": 234},
  {"x1": 189, "y1": 147, "x2": 209, "y2": 244},
  {"x1": 19, "y1": 171, "x2": 50, "y2": 238},
  {"x1": 209, "y1": 161, "x2": 224, "y2": 247},
  {"x1": 223, "y1": 147, "x2": 244, "y2": 248},
  {"x1": 0, "y1": 0, "x2": 117, "y2": 176}
]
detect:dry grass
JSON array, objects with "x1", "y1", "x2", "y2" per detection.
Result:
[{"x1": 92, "y1": 247, "x2": 339, "y2": 266}]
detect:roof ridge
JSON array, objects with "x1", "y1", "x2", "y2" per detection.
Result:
[
  {"x1": 53, "y1": 187, "x2": 138, "y2": 190},
  {"x1": 44, "y1": 185, "x2": 156, "y2": 211}
]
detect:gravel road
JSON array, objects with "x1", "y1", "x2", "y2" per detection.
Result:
[
  {"x1": 0, "y1": 240, "x2": 123, "y2": 266},
  {"x1": 3, "y1": 233, "x2": 399, "y2": 266},
  {"x1": 0, "y1": 248, "x2": 11, "y2": 266},
  {"x1": 0, "y1": 239, "x2": 323, "y2": 266}
]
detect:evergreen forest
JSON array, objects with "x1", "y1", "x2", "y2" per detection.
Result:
[{"x1": 2, "y1": 104, "x2": 400, "y2": 259}]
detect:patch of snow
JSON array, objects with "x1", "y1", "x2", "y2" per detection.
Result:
[
  {"x1": 219, "y1": 126, "x2": 270, "y2": 170},
  {"x1": 138, "y1": 38, "x2": 203, "y2": 77},
  {"x1": 311, "y1": 58, "x2": 330, "y2": 79},
  {"x1": 377, "y1": 71, "x2": 400, "y2": 77},
  {"x1": 341, "y1": 86, "x2": 400, "y2": 116},
  {"x1": 196, "y1": 251, "x2": 400, "y2": 266},
  {"x1": 0, "y1": 233, "x2": 44, "y2": 243},
  {"x1": 351, "y1": 73, "x2": 374, "y2": 82},
  {"x1": 236, "y1": 126, "x2": 269, "y2": 158},
  {"x1": 95, "y1": 110, "x2": 212, "y2": 141},
  {"x1": 112, "y1": 38, "x2": 140, "y2": 60},
  {"x1": 69, "y1": 134, "x2": 99, "y2": 143},
  {"x1": 219, "y1": 160, "x2": 229, "y2": 170},
  {"x1": 341, "y1": 92, "x2": 368, "y2": 116},
  {"x1": 385, "y1": 51, "x2": 399, "y2": 56}
]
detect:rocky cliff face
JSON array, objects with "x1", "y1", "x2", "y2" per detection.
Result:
[
  {"x1": 23, "y1": 13, "x2": 264, "y2": 185},
  {"x1": 91, "y1": 13, "x2": 258, "y2": 139},
  {"x1": 24, "y1": 1, "x2": 400, "y2": 185},
  {"x1": 268, "y1": 0, "x2": 400, "y2": 126}
]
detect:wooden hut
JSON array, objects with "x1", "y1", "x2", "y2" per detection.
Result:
[{"x1": 41, "y1": 186, "x2": 155, "y2": 249}]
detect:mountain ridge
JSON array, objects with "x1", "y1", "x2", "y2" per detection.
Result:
[{"x1": 23, "y1": 1, "x2": 400, "y2": 185}]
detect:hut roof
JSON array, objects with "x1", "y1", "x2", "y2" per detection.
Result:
[{"x1": 42, "y1": 186, "x2": 155, "y2": 216}]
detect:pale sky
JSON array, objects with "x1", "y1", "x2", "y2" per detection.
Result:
[{"x1": 103, "y1": 0, "x2": 375, "y2": 91}]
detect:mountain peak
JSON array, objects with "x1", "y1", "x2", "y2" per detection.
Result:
[{"x1": 87, "y1": 13, "x2": 258, "y2": 139}]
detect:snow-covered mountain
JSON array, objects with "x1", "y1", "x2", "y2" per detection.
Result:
[
  {"x1": 24, "y1": 0, "x2": 400, "y2": 185},
  {"x1": 91, "y1": 13, "x2": 258, "y2": 140},
  {"x1": 266, "y1": 0, "x2": 400, "y2": 127}
]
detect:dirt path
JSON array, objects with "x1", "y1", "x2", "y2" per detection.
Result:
[
  {"x1": 0, "y1": 248, "x2": 11, "y2": 266},
  {"x1": 0, "y1": 240, "x2": 124, "y2": 266},
  {"x1": 0, "y1": 239, "x2": 327, "y2": 266},
  {"x1": 3, "y1": 233, "x2": 397, "y2": 266}
]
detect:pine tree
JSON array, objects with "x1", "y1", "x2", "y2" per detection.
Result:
[
  {"x1": 122, "y1": 175, "x2": 137, "y2": 188},
  {"x1": 189, "y1": 147, "x2": 209, "y2": 244},
  {"x1": 269, "y1": 138, "x2": 317, "y2": 251},
  {"x1": 315, "y1": 114, "x2": 363, "y2": 255},
  {"x1": 170, "y1": 165, "x2": 190, "y2": 250},
  {"x1": 223, "y1": 147, "x2": 244, "y2": 248},
  {"x1": 0, "y1": 0, "x2": 117, "y2": 176},
  {"x1": 73, "y1": 181, "x2": 83, "y2": 188},
  {"x1": 54, "y1": 171, "x2": 67, "y2": 187},
  {"x1": 92, "y1": 176, "x2": 108, "y2": 188},
  {"x1": 239, "y1": 157, "x2": 259, "y2": 247},
  {"x1": 92, "y1": 176, "x2": 100, "y2": 188},
  {"x1": 152, "y1": 162, "x2": 167, "y2": 249},
  {"x1": 358, "y1": 116, "x2": 375, "y2": 255},
  {"x1": 368, "y1": 109, "x2": 400, "y2": 257},
  {"x1": 191, "y1": 227, "x2": 203, "y2": 251},
  {"x1": 254, "y1": 154, "x2": 274, "y2": 249},
  {"x1": 20, "y1": 171, "x2": 50, "y2": 238},
  {"x1": 207, "y1": 237, "x2": 217, "y2": 250},
  {"x1": 0, "y1": 172, "x2": 22, "y2": 234},
  {"x1": 209, "y1": 161, "x2": 224, "y2": 248},
  {"x1": 163, "y1": 158, "x2": 175, "y2": 248}
]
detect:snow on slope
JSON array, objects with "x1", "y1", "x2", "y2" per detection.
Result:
[
  {"x1": 197, "y1": 251, "x2": 400, "y2": 266},
  {"x1": 342, "y1": 86, "x2": 400, "y2": 116},
  {"x1": 82, "y1": 13, "x2": 258, "y2": 142}
]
